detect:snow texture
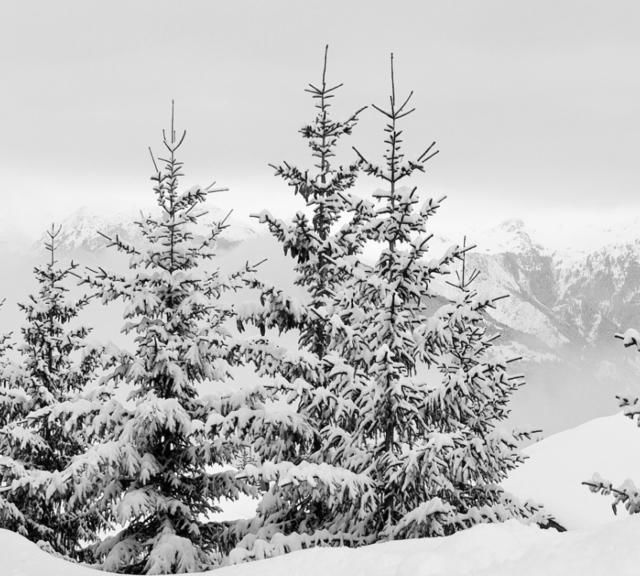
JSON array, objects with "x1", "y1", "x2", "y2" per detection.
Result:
[
  {"x1": 5, "y1": 515, "x2": 640, "y2": 576},
  {"x1": 504, "y1": 412, "x2": 640, "y2": 529}
]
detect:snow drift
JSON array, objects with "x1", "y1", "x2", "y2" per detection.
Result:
[
  {"x1": 6, "y1": 412, "x2": 640, "y2": 575},
  {"x1": 5, "y1": 516, "x2": 640, "y2": 576},
  {"x1": 504, "y1": 412, "x2": 640, "y2": 529}
]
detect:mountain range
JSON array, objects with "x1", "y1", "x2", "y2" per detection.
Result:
[{"x1": 2, "y1": 207, "x2": 640, "y2": 436}]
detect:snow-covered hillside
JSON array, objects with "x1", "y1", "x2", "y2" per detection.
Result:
[
  {"x1": 5, "y1": 411, "x2": 640, "y2": 575},
  {"x1": 505, "y1": 413, "x2": 640, "y2": 530},
  {"x1": 5, "y1": 514, "x2": 640, "y2": 576},
  {"x1": 460, "y1": 219, "x2": 640, "y2": 434}
]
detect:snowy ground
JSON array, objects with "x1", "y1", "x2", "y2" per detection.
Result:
[
  {"x1": 6, "y1": 517, "x2": 640, "y2": 576},
  {"x1": 5, "y1": 412, "x2": 640, "y2": 575},
  {"x1": 504, "y1": 412, "x2": 640, "y2": 529}
]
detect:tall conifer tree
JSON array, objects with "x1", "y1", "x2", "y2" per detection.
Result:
[
  {"x1": 334, "y1": 55, "x2": 546, "y2": 538},
  {"x1": 232, "y1": 47, "x2": 376, "y2": 560},
  {"x1": 55, "y1": 108, "x2": 278, "y2": 573},
  {"x1": 342, "y1": 53, "x2": 463, "y2": 537},
  {"x1": 0, "y1": 226, "x2": 102, "y2": 557}
]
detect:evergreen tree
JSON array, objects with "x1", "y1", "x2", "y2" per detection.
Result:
[
  {"x1": 231, "y1": 47, "x2": 376, "y2": 560},
  {"x1": 585, "y1": 328, "x2": 640, "y2": 514},
  {"x1": 335, "y1": 54, "x2": 543, "y2": 539},
  {"x1": 0, "y1": 226, "x2": 102, "y2": 557},
  {"x1": 412, "y1": 239, "x2": 544, "y2": 537},
  {"x1": 56, "y1": 107, "x2": 298, "y2": 573},
  {"x1": 338, "y1": 52, "x2": 463, "y2": 538}
]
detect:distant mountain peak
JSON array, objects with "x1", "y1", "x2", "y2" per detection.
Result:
[
  {"x1": 34, "y1": 205, "x2": 258, "y2": 254},
  {"x1": 499, "y1": 217, "x2": 526, "y2": 230},
  {"x1": 467, "y1": 218, "x2": 544, "y2": 256}
]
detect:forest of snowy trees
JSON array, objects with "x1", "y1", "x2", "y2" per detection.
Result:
[{"x1": 0, "y1": 49, "x2": 632, "y2": 574}]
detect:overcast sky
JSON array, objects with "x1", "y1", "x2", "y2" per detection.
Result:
[{"x1": 2, "y1": 0, "x2": 640, "y2": 237}]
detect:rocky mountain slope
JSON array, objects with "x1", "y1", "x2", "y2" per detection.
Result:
[
  {"x1": 466, "y1": 218, "x2": 640, "y2": 348},
  {"x1": 456, "y1": 219, "x2": 640, "y2": 434}
]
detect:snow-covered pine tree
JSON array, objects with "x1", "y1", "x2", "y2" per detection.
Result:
[
  {"x1": 230, "y1": 47, "x2": 377, "y2": 559},
  {"x1": 322, "y1": 55, "x2": 472, "y2": 538},
  {"x1": 585, "y1": 328, "x2": 640, "y2": 514},
  {"x1": 55, "y1": 106, "x2": 294, "y2": 574},
  {"x1": 413, "y1": 238, "x2": 545, "y2": 537},
  {"x1": 339, "y1": 56, "x2": 547, "y2": 540},
  {"x1": 0, "y1": 225, "x2": 102, "y2": 557},
  {"x1": 338, "y1": 53, "x2": 466, "y2": 538}
]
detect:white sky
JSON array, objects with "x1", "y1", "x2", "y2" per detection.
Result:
[{"x1": 2, "y1": 1, "x2": 640, "y2": 238}]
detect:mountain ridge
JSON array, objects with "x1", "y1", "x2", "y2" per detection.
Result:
[{"x1": 5, "y1": 208, "x2": 640, "y2": 434}]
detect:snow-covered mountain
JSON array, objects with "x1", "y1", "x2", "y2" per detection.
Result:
[
  {"x1": 453, "y1": 219, "x2": 640, "y2": 434},
  {"x1": 4, "y1": 208, "x2": 640, "y2": 435},
  {"x1": 466, "y1": 218, "x2": 640, "y2": 348},
  {"x1": 27, "y1": 207, "x2": 640, "y2": 349},
  {"x1": 36, "y1": 206, "x2": 259, "y2": 254}
]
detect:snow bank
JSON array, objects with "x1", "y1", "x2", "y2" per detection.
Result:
[
  {"x1": 6, "y1": 517, "x2": 640, "y2": 576},
  {"x1": 504, "y1": 412, "x2": 640, "y2": 529},
  {"x1": 7, "y1": 413, "x2": 640, "y2": 575},
  {"x1": 218, "y1": 517, "x2": 640, "y2": 576},
  {"x1": 3, "y1": 529, "x2": 104, "y2": 576}
]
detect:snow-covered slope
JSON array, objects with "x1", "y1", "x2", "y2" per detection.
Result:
[
  {"x1": 5, "y1": 413, "x2": 640, "y2": 575},
  {"x1": 504, "y1": 413, "x2": 640, "y2": 530},
  {"x1": 5, "y1": 516, "x2": 640, "y2": 576},
  {"x1": 459, "y1": 219, "x2": 640, "y2": 434},
  {"x1": 468, "y1": 217, "x2": 640, "y2": 348},
  {"x1": 217, "y1": 517, "x2": 640, "y2": 576}
]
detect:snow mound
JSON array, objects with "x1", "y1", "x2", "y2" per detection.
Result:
[
  {"x1": 6, "y1": 517, "x2": 640, "y2": 576},
  {"x1": 217, "y1": 518, "x2": 640, "y2": 576},
  {"x1": 2, "y1": 528, "x2": 105, "y2": 576},
  {"x1": 504, "y1": 412, "x2": 640, "y2": 529}
]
